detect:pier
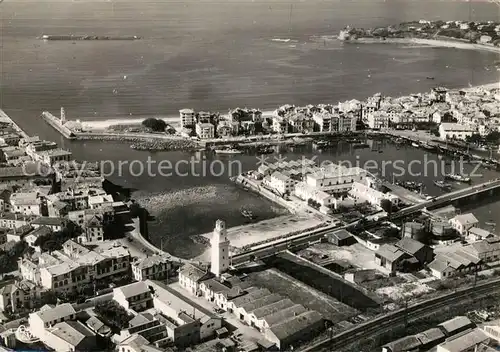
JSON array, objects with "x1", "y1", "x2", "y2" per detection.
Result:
[
  {"x1": 41, "y1": 110, "x2": 75, "y2": 139},
  {"x1": 0, "y1": 109, "x2": 28, "y2": 138}
]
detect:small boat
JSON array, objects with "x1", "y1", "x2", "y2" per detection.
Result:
[
  {"x1": 241, "y1": 209, "x2": 254, "y2": 219},
  {"x1": 421, "y1": 143, "x2": 435, "y2": 151},
  {"x1": 215, "y1": 148, "x2": 242, "y2": 155},
  {"x1": 313, "y1": 140, "x2": 329, "y2": 149},
  {"x1": 378, "y1": 150, "x2": 383, "y2": 153},
  {"x1": 256, "y1": 146, "x2": 274, "y2": 154},
  {"x1": 434, "y1": 180, "x2": 452, "y2": 190},
  {"x1": 486, "y1": 222, "x2": 496, "y2": 227},
  {"x1": 426, "y1": 76, "x2": 435, "y2": 80},
  {"x1": 411, "y1": 142, "x2": 420, "y2": 148},
  {"x1": 445, "y1": 173, "x2": 471, "y2": 183}
]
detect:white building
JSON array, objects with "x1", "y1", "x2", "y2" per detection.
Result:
[
  {"x1": 449, "y1": 213, "x2": 479, "y2": 236},
  {"x1": 179, "y1": 109, "x2": 196, "y2": 128},
  {"x1": 272, "y1": 116, "x2": 288, "y2": 134},
  {"x1": 28, "y1": 303, "x2": 76, "y2": 339},
  {"x1": 211, "y1": 219, "x2": 230, "y2": 278},
  {"x1": 349, "y1": 182, "x2": 400, "y2": 207},
  {"x1": 113, "y1": 281, "x2": 154, "y2": 312},
  {"x1": 195, "y1": 123, "x2": 215, "y2": 139},
  {"x1": 131, "y1": 255, "x2": 173, "y2": 281},
  {"x1": 367, "y1": 111, "x2": 389, "y2": 129},
  {"x1": 265, "y1": 171, "x2": 296, "y2": 196},
  {"x1": 304, "y1": 165, "x2": 367, "y2": 193},
  {"x1": 178, "y1": 263, "x2": 212, "y2": 296},
  {"x1": 10, "y1": 192, "x2": 41, "y2": 216},
  {"x1": 312, "y1": 112, "x2": 332, "y2": 132},
  {"x1": 439, "y1": 123, "x2": 476, "y2": 141}
]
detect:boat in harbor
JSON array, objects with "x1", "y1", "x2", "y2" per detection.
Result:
[
  {"x1": 241, "y1": 209, "x2": 254, "y2": 219},
  {"x1": 486, "y1": 222, "x2": 496, "y2": 227},
  {"x1": 426, "y1": 76, "x2": 435, "y2": 80},
  {"x1": 352, "y1": 143, "x2": 369, "y2": 149},
  {"x1": 215, "y1": 148, "x2": 242, "y2": 155},
  {"x1": 433, "y1": 180, "x2": 452, "y2": 190},
  {"x1": 256, "y1": 145, "x2": 274, "y2": 154},
  {"x1": 313, "y1": 140, "x2": 330, "y2": 149},
  {"x1": 421, "y1": 143, "x2": 436, "y2": 151},
  {"x1": 411, "y1": 142, "x2": 420, "y2": 148},
  {"x1": 445, "y1": 173, "x2": 471, "y2": 183}
]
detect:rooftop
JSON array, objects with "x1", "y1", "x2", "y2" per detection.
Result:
[
  {"x1": 132, "y1": 254, "x2": 171, "y2": 270},
  {"x1": 438, "y1": 316, "x2": 474, "y2": 334},
  {"x1": 268, "y1": 311, "x2": 323, "y2": 341},
  {"x1": 50, "y1": 320, "x2": 95, "y2": 347},
  {"x1": 32, "y1": 303, "x2": 76, "y2": 323},
  {"x1": 114, "y1": 281, "x2": 150, "y2": 299}
]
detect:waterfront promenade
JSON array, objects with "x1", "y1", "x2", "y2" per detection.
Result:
[{"x1": 0, "y1": 109, "x2": 28, "y2": 138}]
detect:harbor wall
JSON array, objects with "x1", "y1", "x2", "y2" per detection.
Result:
[{"x1": 41, "y1": 112, "x2": 75, "y2": 139}]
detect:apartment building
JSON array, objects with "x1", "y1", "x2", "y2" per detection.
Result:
[
  {"x1": 132, "y1": 255, "x2": 174, "y2": 281},
  {"x1": 179, "y1": 109, "x2": 196, "y2": 128},
  {"x1": 113, "y1": 281, "x2": 154, "y2": 312},
  {"x1": 195, "y1": 123, "x2": 215, "y2": 139},
  {"x1": 10, "y1": 191, "x2": 41, "y2": 216}
]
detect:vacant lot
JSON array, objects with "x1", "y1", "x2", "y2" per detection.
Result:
[{"x1": 246, "y1": 268, "x2": 358, "y2": 323}]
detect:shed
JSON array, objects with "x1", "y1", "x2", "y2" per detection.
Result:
[
  {"x1": 438, "y1": 316, "x2": 475, "y2": 337},
  {"x1": 327, "y1": 229, "x2": 357, "y2": 246},
  {"x1": 381, "y1": 335, "x2": 422, "y2": 352}
]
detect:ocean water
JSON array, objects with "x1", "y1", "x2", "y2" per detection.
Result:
[{"x1": 1, "y1": 0, "x2": 500, "y2": 257}]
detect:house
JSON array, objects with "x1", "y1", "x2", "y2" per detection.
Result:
[
  {"x1": 438, "y1": 316, "x2": 475, "y2": 337},
  {"x1": 24, "y1": 226, "x2": 52, "y2": 252},
  {"x1": 450, "y1": 213, "x2": 479, "y2": 236},
  {"x1": 195, "y1": 123, "x2": 215, "y2": 139},
  {"x1": 132, "y1": 255, "x2": 174, "y2": 281},
  {"x1": 31, "y1": 217, "x2": 67, "y2": 232},
  {"x1": 367, "y1": 111, "x2": 390, "y2": 129},
  {"x1": 428, "y1": 248, "x2": 482, "y2": 279},
  {"x1": 326, "y1": 229, "x2": 357, "y2": 246},
  {"x1": 0, "y1": 280, "x2": 47, "y2": 313},
  {"x1": 374, "y1": 244, "x2": 411, "y2": 272},
  {"x1": 28, "y1": 303, "x2": 77, "y2": 339},
  {"x1": 10, "y1": 192, "x2": 41, "y2": 216},
  {"x1": 467, "y1": 227, "x2": 494, "y2": 242},
  {"x1": 266, "y1": 171, "x2": 295, "y2": 196},
  {"x1": 113, "y1": 281, "x2": 153, "y2": 312},
  {"x1": 0, "y1": 189, "x2": 11, "y2": 212},
  {"x1": 117, "y1": 333, "x2": 166, "y2": 352},
  {"x1": 349, "y1": 182, "x2": 400, "y2": 207},
  {"x1": 439, "y1": 123, "x2": 475, "y2": 140},
  {"x1": 437, "y1": 328, "x2": 489, "y2": 352},
  {"x1": 77, "y1": 215, "x2": 104, "y2": 243},
  {"x1": 117, "y1": 313, "x2": 169, "y2": 347},
  {"x1": 85, "y1": 316, "x2": 111, "y2": 337},
  {"x1": 147, "y1": 280, "x2": 222, "y2": 342},
  {"x1": 395, "y1": 237, "x2": 434, "y2": 265},
  {"x1": 42, "y1": 320, "x2": 97, "y2": 352},
  {"x1": 462, "y1": 238, "x2": 500, "y2": 262},
  {"x1": 34, "y1": 149, "x2": 72, "y2": 166},
  {"x1": 178, "y1": 263, "x2": 213, "y2": 296}
]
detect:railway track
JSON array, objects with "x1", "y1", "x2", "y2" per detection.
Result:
[{"x1": 302, "y1": 278, "x2": 500, "y2": 352}]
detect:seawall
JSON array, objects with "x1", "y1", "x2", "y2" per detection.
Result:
[{"x1": 41, "y1": 112, "x2": 75, "y2": 139}]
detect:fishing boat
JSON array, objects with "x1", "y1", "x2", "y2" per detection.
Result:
[
  {"x1": 426, "y1": 76, "x2": 435, "y2": 80},
  {"x1": 433, "y1": 180, "x2": 452, "y2": 190},
  {"x1": 215, "y1": 148, "x2": 242, "y2": 155},
  {"x1": 256, "y1": 146, "x2": 274, "y2": 154},
  {"x1": 241, "y1": 209, "x2": 254, "y2": 219},
  {"x1": 421, "y1": 143, "x2": 436, "y2": 151},
  {"x1": 411, "y1": 142, "x2": 420, "y2": 148},
  {"x1": 445, "y1": 173, "x2": 471, "y2": 183},
  {"x1": 486, "y1": 222, "x2": 496, "y2": 227}
]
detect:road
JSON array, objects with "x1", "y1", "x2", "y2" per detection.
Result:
[{"x1": 301, "y1": 277, "x2": 500, "y2": 352}]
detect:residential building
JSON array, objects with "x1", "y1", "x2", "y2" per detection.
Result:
[
  {"x1": 462, "y1": 238, "x2": 500, "y2": 262},
  {"x1": 349, "y1": 182, "x2": 400, "y2": 207},
  {"x1": 312, "y1": 112, "x2": 332, "y2": 132},
  {"x1": 77, "y1": 215, "x2": 104, "y2": 243},
  {"x1": 0, "y1": 280, "x2": 47, "y2": 313},
  {"x1": 450, "y1": 213, "x2": 479, "y2": 236},
  {"x1": 367, "y1": 111, "x2": 390, "y2": 129},
  {"x1": 24, "y1": 226, "x2": 52, "y2": 252},
  {"x1": 395, "y1": 237, "x2": 434, "y2": 265},
  {"x1": 467, "y1": 227, "x2": 494, "y2": 242},
  {"x1": 272, "y1": 116, "x2": 288, "y2": 134},
  {"x1": 265, "y1": 171, "x2": 296, "y2": 196},
  {"x1": 178, "y1": 263, "x2": 212, "y2": 296},
  {"x1": 28, "y1": 303, "x2": 77, "y2": 339},
  {"x1": 42, "y1": 320, "x2": 97, "y2": 352},
  {"x1": 304, "y1": 165, "x2": 367, "y2": 194},
  {"x1": 195, "y1": 123, "x2": 215, "y2": 139},
  {"x1": 34, "y1": 149, "x2": 72, "y2": 166},
  {"x1": 113, "y1": 281, "x2": 154, "y2": 312},
  {"x1": 0, "y1": 163, "x2": 53, "y2": 188},
  {"x1": 439, "y1": 123, "x2": 476, "y2": 140},
  {"x1": 179, "y1": 109, "x2": 196, "y2": 128},
  {"x1": 31, "y1": 217, "x2": 66, "y2": 232},
  {"x1": 0, "y1": 213, "x2": 34, "y2": 229},
  {"x1": 117, "y1": 334, "x2": 165, "y2": 352},
  {"x1": 428, "y1": 250, "x2": 482, "y2": 279},
  {"x1": 131, "y1": 255, "x2": 174, "y2": 281},
  {"x1": 374, "y1": 244, "x2": 411, "y2": 272},
  {"x1": 117, "y1": 313, "x2": 169, "y2": 348},
  {"x1": 10, "y1": 192, "x2": 41, "y2": 216},
  {"x1": 88, "y1": 194, "x2": 114, "y2": 209}
]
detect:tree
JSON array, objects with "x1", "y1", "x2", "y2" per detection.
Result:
[
  {"x1": 466, "y1": 134, "x2": 482, "y2": 145},
  {"x1": 95, "y1": 300, "x2": 133, "y2": 331},
  {"x1": 486, "y1": 131, "x2": 500, "y2": 145},
  {"x1": 380, "y1": 199, "x2": 393, "y2": 214},
  {"x1": 142, "y1": 118, "x2": 167, "y2": 132}
]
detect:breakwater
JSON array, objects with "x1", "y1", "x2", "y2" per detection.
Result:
[
  {"x1": 41, "y1": 112, "x2": 75, "y2": 139},
  {"x1": 40, "y1": 35, "x2": 140, "y2": 41}
]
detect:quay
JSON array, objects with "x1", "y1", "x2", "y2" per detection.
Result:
[
  {"x1": 381, "y1": 181, "x2": 427, "y2": 204},
  {"x1": 231, "y1": 178, "x2": 500, "y2": 266},
  {"x1": 41, "y1": 110, "x2": 75, "y2": 139},
  {"x1": 0, "y1": 109, "x2": 28, "y2": 138}
]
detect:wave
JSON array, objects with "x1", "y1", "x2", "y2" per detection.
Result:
[{"x1": 271, "y1": 38, "x2": 294, "y2": 43}]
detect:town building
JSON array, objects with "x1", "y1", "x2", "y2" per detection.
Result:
[
  {"x1": 9, "y1": 192, "x2": 41, "y2": 216},
  {"x1": 31, "y1": 217, "x2": 67, "y2": 232},
  {"x1": 24, "y1": 226, "x2": 52, "y2": 252},
  {"x1": 467, "y1": 227, "x2": 494, "y2": 242},
  {"x1": 264, "y1": 171, "x2": 296, "y2": 196},
  {"x1": 439, "y1": 123, "x2": 476, "y2": 141},
  {"x1": 179, "y1": 109, "x2": 196, "y2": 128},
  {"x1": 0, "y1": 280, "x2": 47, "y2": 314},
  {"x1": 449, "y1": 213, "x2": 479, "y2": 236},
  {"x1": 437, "y1": 328, "x2": 489, "y2": 352},
  {"x1": 195, "y1": 122, "x2": 215, "y2": 139},
  {"x1": 367, "y1": 111, "x2": 390, "y2": 129},
  {"x1": 178, "y1": 263, "x2": 212, "y2": 297},
  {"x1": 131, "y1": 255, "x2": 174, "y2": 281},
  {"x1": 28, "y1": 303, "x2": 77, "y2": 340},
  {"x1": 113, "y1": 281, "x2": 154, "y2": 312},
  {"x1": 349, "y1": 182, "x2": 400, "y2": 207}
]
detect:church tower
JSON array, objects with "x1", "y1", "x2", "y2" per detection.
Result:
[{"x1": 211, "y1": 219, "x2": 230, "y2": 277}]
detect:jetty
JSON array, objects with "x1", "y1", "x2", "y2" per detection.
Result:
[
  {"x1": 40, "y1": 35, "x2": 140, "y2": 41},
  {"x1": 0, "y1": 109, "x2": 29, "y2": 138}
]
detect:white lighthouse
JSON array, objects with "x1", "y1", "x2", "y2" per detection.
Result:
[
  {"x1": 60, "y1": 107, "x2": 66, "y2": 124},
  {"x1": 211, "y1": 219, "x2": 230, "y2": 277}
]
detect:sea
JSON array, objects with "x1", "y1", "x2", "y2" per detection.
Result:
[{"x1": 1, "y1": 0, "x2": 500, "y2": 258}]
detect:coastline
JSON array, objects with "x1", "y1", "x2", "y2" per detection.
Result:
[{"x1": 342, "y1": 37, "x2": 500, "y2": 54}]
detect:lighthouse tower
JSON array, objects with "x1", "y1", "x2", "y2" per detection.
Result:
[
  {"x1": 60, "y1": 107, "x2": 66, "y2": 124},
  {"x1": 211, "y1": 219, "x2": 230, "y2": 277}
]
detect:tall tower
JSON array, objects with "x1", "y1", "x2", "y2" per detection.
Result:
[
  {"x1": 211, "y1": 219, "x2": 230, "y2": 277},
  {"x1": 60, "y1": 107, "x2": 66, "y2": 124}
]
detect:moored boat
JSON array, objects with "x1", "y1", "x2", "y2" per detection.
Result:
[
  {"x1": 445, "y1": 173, "x2": 471, "y2": 183},
  {"x1": 411, "y1": 142, "x2": 420, "y2": 148},
  {"x1": 433, "y1": 180, "x2": 452, "y2": 190},
  {"x1": 215, "y1": 148, "x2": 242, "y2": 155}
]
